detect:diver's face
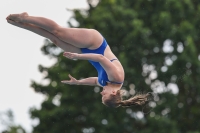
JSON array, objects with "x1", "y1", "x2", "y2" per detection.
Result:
[
  {"x1": 100, "y1": 86, "x2": 111, "y2": 102},
  {"x1": 100, "y1": 86, "x2": 117, "y2": 103}
]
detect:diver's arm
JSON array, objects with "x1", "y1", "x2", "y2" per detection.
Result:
[
  {"x1": 63, "y1": 52, "x2": 103, "y2": 61},
  {"x1": 61, "y1": 74, "x2": 100, "y2": 86},
  {"x1": 63, "y1": 52, "x2": 123, "y2": 82},
  {"x1": 77, "y1": 77, "x2": 102, "y2": 86}
]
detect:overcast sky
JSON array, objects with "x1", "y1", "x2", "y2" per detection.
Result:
[{"x1": 0, "y1": 0, "x2": 88, "y2": 132}]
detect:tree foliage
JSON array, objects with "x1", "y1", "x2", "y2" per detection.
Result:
[
  {"x1": 0, "y1": 110, "x2": 26, "y2": 133},
  {"x1": 30, "y1": 0, "x2": 200, "y2": 133}
]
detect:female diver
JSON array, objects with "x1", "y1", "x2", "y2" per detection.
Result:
[{"x1": 6, "y1": 12, "x2": 149, "y2": 108}]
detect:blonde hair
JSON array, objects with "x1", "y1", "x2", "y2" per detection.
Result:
[{"x1": 103, "y1": 90, "x2": 151, "y2": 108}]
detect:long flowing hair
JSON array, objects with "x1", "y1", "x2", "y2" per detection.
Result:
[{"x1": 103, "y1": 90, "x2": 151, "y2": 108}]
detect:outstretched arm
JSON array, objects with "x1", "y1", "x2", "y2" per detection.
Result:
[
  {"x1": 61, "y1": 74, "x2": 101, "y2": 86},
  {"x1": 63, "y1": 52, "x2": 103, "y2": 61}
]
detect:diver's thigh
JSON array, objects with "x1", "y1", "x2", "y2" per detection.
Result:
[{"x1": 55, "y1": 28, "x2": 103, "y2": 49}]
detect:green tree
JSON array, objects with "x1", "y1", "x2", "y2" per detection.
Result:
[
  {"x1": 0, "y1": 110, "x2": 26, "y2": 133},
  {"x1": 30, "y1": 0, "x2": 200, "y2": 133}
]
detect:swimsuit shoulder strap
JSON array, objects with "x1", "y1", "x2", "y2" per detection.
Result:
[{"x1": 110, "y1": 58, "x2": 118, "y2": 62}]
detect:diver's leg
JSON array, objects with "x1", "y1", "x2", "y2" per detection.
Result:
[
  {"x1": 7, "y1": 13, "x2": 103, "y2": 49},
  {"x1": 6, "y1": 19, "x2": 81, "y2": 53}
]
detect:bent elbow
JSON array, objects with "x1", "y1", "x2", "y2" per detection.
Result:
[
  {"x1": 116, "y1": 75, "x2": 124, "y2": 82},
  {"x1": 114, "y1": 71, "x2": 124, "y2": 82}
]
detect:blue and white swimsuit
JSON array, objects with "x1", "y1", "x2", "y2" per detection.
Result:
[{"x1": 81, "y1": 38, "x2": 123, "y2": 86}]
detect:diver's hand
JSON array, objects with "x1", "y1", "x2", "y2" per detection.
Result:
[
  {"x1": 61, "y1": 74, "x2": 79, "y2": 85},
  {"x1": 63, "y1": 52, "x2": 79, "y2": 60}
]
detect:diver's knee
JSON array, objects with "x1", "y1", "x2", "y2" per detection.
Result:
[{"x1": 52, "y1": 26, "x2": 64, "y2": 39}]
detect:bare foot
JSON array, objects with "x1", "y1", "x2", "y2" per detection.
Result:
[
  {"x1": 6, "y1": 19, "x2": 26, "y2": 29},
  {"x1": 6, "y1": 12, "x2": 28, "y2": 22}
]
